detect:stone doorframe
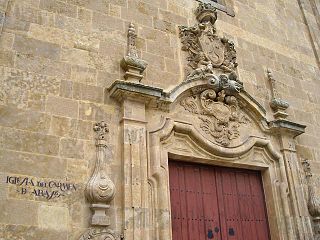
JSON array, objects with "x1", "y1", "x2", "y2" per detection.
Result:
[{"x1": 109, "y1": 78, "x2": 314, "y2": 240}]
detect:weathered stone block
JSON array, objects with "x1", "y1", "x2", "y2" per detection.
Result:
[
  {"x1": 92, "y1": 12, "x2": 124, "y2": 31},
  {"x1": 67, "y1": 159, "x2": 88, "y2": 183},
  {"x1": 0, "y1": 199, "x2": 38, "y2": 225},
  {"x1": 0, "y1": 127, "x2": 60, "y2": 156},
  {"x1": 0, "y1": 32, "x2": 14, "y2": 50},
  {"x1": 54, "y1": 14, "x2": 91, "y2": 35},
  {"x1": 46, "y1": 96, "x2": 79, "y2": 119},
  {"x1": 146, "y1": 40, "x2": 175, "y2": 59},
  {"x1": 71, "y1": 65, "x2": 97, "y2": 85},
  {"x1": 79, "y1": 102, "x2": 112, "y2": 121},
  {"x1": 60, "y1": 138, "x2": 85, "y2": 159},
  {"x1": 0, "y1": 149, "x2": 67, "y2": 178},
  {"x1": 128, "y1": 0, "x2": 158, "y2": 16},
  {"x1": 60, "y1": 80, "x2": 73, "y2": 99},
  {"x1": 28, "y1": 24, "x2": 76, "y2": 48},
  {"x1": 159, "y1": 9, "x2": 188, "y2": 25},
  {"x1": 38, "y1": 204, "x2": 69, "y2": 230},
  {"x1": 121, "y1": 8, "x2": 153, "y2": 27},
  {"x1": 73, "y1": 83, "x2": 104, "y2": 103},
  {"x1": 0, "y1": 49, "x2": 14, "y2": 67},
  {"x1": 153, "y1": 17, "x2": 178, "y2": 34},
  {"x1": 40, "y1": 0, "x2": 77, "y2": 18},
  {"x1": 13, "y1": 35, "x2": 61, "y2": 60},
  {"x1": 3, "y1": 16, "x2": 30, "y2": 34},
  {"x1": 15, "y1": 54, "x2": 71, "y2": 78},
  {"x1": 0, "y1": 225, "x2": 68, "y2": 240},
  {"x1": 0, "y1": 105, "x2": 51, "y2": 133},
  {"x1": 141, "y1": 52, "x2": 165, "y2": 70},
  {"x1": 61, "y1": 47, "x2": 94, "y2": 68},
  {"x1": 50, "y1": 116, "x2": 77, "y2": 138}
]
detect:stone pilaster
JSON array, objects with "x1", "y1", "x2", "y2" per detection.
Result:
[{"x1": 270, "y1": 120, "x2": 314, "y2": 239}]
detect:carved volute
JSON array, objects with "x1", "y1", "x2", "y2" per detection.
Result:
[{"x1": 85, "y1": 121, "x2": 115, "y2": 226}]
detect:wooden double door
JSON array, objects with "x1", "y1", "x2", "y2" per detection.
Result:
[{"x1": 169, "y1": 161, "x2": 270, "y2": 240}]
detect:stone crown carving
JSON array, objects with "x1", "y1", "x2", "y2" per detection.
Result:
[
  {"x1": 121, "y1": 23, "x2": 147, "y2": 82},
  {"x1": 179, "y1": 2, "x2": 238, "y2": 81},
  {"x1": 180, "y1": 77, "x2": 249, "y2": 146}
]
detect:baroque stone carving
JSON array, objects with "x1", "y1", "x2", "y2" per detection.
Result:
[
  {"x1": 79, "y1": 228, "x2": 121, "y2": 240},
  {"x1": 121, "y1": 23, "x2": 147, "y2": 82},
  {"x1": 180, "y1": 79, "x2": 249, "y2": 146},
  {"x1": 267, "y1": 69, "x2": 289, "y2": 119},
  {"x1": 302, "y1": 159, "x2": 320, "y2": 237},
  {"x1": 179, "y1": 2, "x2": 238, "y2": 81},
  {"x1": 85, "y1": 121, "x2": 116, "y2": 226}
]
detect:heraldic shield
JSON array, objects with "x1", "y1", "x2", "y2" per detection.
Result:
[{"x1": 199, "y1": 32, "x2": 225, "y2": 67}]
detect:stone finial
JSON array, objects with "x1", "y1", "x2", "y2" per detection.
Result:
[
  {"x1": 120, "y1": 23, "x2": 147, "y2": 82},
  {"x1": 267, "y1": 69, "x2": 289, "y2": 119},
  {"x1": 85, "y1": 121, "x2": 115, "y2": 226}
]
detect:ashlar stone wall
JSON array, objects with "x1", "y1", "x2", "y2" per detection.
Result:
[{"x1": 0, "y1": 0, "x2": 319, "y2": 239}]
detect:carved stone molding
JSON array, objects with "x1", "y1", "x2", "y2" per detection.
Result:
[
  {"x1": 79, "y1": 228, "x2": 121, "y2": 240},
  {"x1": 267, "y1": 69, "x2": 289, "y2": 120},
  {"x1": 121, "y1": 23, "x2": 147, "y2": 82},
  {"x1": 179, "y1": 2, "x2": 238, "y2": 81},
  {"x1": 85, "y1": 121, "x2": 116, "y2": 226},
  {"x1": 180, "y1": 83, "x2": 249, "y2": 146}
]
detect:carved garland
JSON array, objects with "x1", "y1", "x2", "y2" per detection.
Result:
[{"x1": 181, "y1": 86, "x2": 249, "y2": 146}]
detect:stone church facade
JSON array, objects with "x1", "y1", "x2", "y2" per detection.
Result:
[{"x1": 0, "y1": 0, "x2": 320, "y2": 239}]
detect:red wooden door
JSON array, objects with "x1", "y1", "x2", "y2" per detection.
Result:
[{"x1": 169, "y1": 161, "x2": 270, "y2": 240}]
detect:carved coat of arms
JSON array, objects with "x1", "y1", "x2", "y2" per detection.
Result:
[
  {"x1": 179, "y1": 3, "x2": 238, "y2": 81},
  {"x1": 180, "y1": 86, "x2": 250, "y2": 146}
]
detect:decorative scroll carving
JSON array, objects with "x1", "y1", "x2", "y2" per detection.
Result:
[
  {"x1": 85, "y1": 121, "x2": 116, "y2": 226},
  {"x1": 302, "y1": 159, "x2": 320, "y2": 236},
  {"x1": 179, "y1": 2, "x2": 238, "y2": 81},
  {"x1": 267, "y1": 69, "x2": 289, "y2": 119},
  {"x1": 79, "y1": 228, "x2": 121, "y2": 240},
  {"x1": 180, "y1": 79, "x2": 249, "y2": 146},
  {"x1": 121, "y1": 23, "x2": 147, "y2": 82}
]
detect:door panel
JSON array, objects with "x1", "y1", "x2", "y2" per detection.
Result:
[{"x1": 169, "y1": 161, "x2": 270, "y2": 240}]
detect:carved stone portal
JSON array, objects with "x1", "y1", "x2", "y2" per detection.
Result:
[
  {"x1": 180, "y1": 86, "x2": 250, "y2": 146},
  {"x1": 179, "y1": 2, "x2": 238, "y2": 81}
]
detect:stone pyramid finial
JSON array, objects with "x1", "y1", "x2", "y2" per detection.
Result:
[
  {"x1": 267, "y1": 69, "x2": 289, "y2": 120},
  {"x1": 120, "y1": 23, "x2": 148, "y2": 82}
]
